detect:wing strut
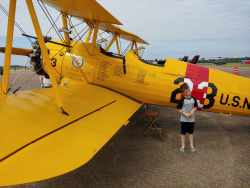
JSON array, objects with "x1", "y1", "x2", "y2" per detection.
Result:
[
  {"x1": 26, "y1": 0, "x2": 68, "y2": 115},
  {"x1": 1, "y1": 0, "x2": 17, "y2": 94},
  {"x1": 61, "y1": 13, "x2": 70, "y2": 52},
  {"x1": 84, "y1": 24, "x2": 93, "y2": 43},
  {"x1": 90, "y1": 22, "x2": 99, "y2": 55},
  {"x1": 105, "y1": 33, "x2": 119, "y2": 52}
]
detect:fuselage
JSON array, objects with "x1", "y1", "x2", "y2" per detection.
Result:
[{"x1": 45, "y1": 41, "x2": 250, "y2": 117}]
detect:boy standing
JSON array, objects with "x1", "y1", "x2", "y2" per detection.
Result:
[
  {"x1": 40, "y1": 75, "x2": 52, "y2": 88},
  {"x1": 177, "y1": 84, "x2": 198, "y2": 152}
]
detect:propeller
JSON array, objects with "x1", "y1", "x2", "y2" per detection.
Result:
[{"x1": 0, "y1": 47, "x2": 33, "y2": 56}]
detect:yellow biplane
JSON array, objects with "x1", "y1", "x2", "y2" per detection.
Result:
[{"x1": 0, "y1": 0, "x2": 249, "y2": 186}]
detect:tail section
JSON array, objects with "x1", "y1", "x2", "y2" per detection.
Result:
[
  {"x1": 181, "y1": 56, "x2": 189, "y2": 62},
  {"x1": 189, "y1": 55, "x2": 200, "y2": 64}
]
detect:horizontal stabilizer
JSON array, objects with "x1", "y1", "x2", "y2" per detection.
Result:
[{"x1": 0, "y1": 84, "x2": 142, "y2": 186}]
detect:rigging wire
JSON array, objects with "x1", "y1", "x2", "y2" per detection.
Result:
[
  {"x1": 104, "y1": 33, "x2": 114, "y2": 51},
  {"x1": 64, "y1": 49, "x2": 90, "y2": 84},
  {"x1": 99, "y1": 31, "x2": 106, "y2": 36},
  {"x1": 66, "y1": 17, "x2": 94, "y2": 83},
  {"x1": 12, "y1": 64, "x2": 47, "y2": 93},
  {"x1": 37, "y1": 0, "x2": 65, "y2": 44},
  {"x1": 40, "y1": 0, "x2": 65, "y2": 41},
  {"x1": 9, "y1": 13, "x2": 62, "y2": 93},
  {"x1": 69, "y1": 20, "x2": 84, "y2": 29},
  {"x1": 7, "y1": 59, "x2": 31, "y2": 92},
  {"x1": 188, "y1": 47, "x2": 204, "y2": 57},
  {"x1": 105, "y1": 34, "x2": 113, "y2": 41},
  {"x1": 97, "y1": 31, "x2": 103, "y2": 40},
  {"x1": 48, "y1": 25, "x2": 90, "y2": 61},
  {"x1": 10, "y1": 0, "x2": 93, "y2": 92},
  {"x1": 46, "y1": 12, "x2": 62, "y2": 36},
  {"x1": 0, "y1": 4, "x2": 33, "y2": 44},
  {"x1": 72, "y1": 25, "x2": 88, "y2": 40},
  {"x1": 53, "y1": 32, "x2": 90, "y2": 83},
  {"x1": 38, "y1": 1, "x2": 88, "y2": 81},
  {"x1": 65, "y1": 43, "x2": 90, "y2": 83},
  {"x1": 67, "y1": 17, "x2": 91, "y2": 55},
  {"x1": 106, "y1": 34, "x2": 114, "y2": 45}
]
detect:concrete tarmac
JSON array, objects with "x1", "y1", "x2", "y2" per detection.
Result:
[{"x1": 1, "y1": 67, "x2": 250, "y2": 188}]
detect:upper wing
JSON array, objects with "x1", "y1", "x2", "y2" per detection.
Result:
[
  {"x1": 99, "y1": 23, "x2": 149, "y2": 45},
  {"x1": 0, "y1": 84, "x2": 142, "y2": 186},
  {"x1": 40, "y1": 0, "x2": 122, "y2": 25}
]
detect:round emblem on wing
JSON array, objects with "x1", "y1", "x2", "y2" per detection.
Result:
[{"x1": 72, "y1": 56, "x2": 84, "y2": 68}]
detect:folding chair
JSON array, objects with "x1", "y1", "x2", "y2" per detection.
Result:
[{"x1": 142, "y1": 104, "x2": 164, "y2": 142}]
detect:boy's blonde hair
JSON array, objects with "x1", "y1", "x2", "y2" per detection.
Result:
[{"x1": 180, "y1": 84, "x2": 189, "y2": 93}]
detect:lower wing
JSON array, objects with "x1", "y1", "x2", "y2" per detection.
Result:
[{"x1": 0, "y1": 84, "x2": 142, "y2": 186}]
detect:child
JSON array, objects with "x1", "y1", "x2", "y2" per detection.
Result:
[
  {"x1": 40, "y1": 75, "x2": 52, "y2": 88},
  {"x1": 177, "y1": 84, "x2": 198, "y2": 152}
]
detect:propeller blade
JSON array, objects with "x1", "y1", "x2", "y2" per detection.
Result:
[{"x1": 0, "y1": 47, "x2": 33, "y2": 56}]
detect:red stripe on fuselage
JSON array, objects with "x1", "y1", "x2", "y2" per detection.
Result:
[{"x1": 183, "y1": 63, "x2": 209, "y2": 110}]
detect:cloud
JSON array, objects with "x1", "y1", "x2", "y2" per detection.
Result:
[{"x1": 0, "y1": 0, "x2": 249, "y2": 63}]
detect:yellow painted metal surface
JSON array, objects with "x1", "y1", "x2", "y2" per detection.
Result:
[
  {"x1": 98, "y1": 23, "x2": 149, "y2": 44},
  {"x1": 84, "y1": 26, "x2": 92, "y2": 43},
  {"x1": 43, "y1": 49, "x2": 65, "y2": 79},
  {"x1": 0, "y1": 84, "x2": 142, "y2": 186},
  {"x1": 207, "y1": 68, "x2": 250, "y2": 116},
  {"x1": 40, "y1": 0, "x2": 122, "y2": 25},
  {"x1": 45, "y1": 40, "x2": 249, "y2": 117},
  {"x1": 134, "y1": 42, "x2": 138, "y2": 55},
  {"x1": 90, "y1": 22, "x2": 99, "y2": 55},
  {"x1": 123, "y1": 120, "x2": 129, "y2": 125},
  {"x1": 163, "y1": 59, "x2": 187, "y2": 76},
  {"x1": 2, "y1": 0, "x2": 16, "y2": 94},
  {"x1": 115, "y1": 37, "x2": 121, "y2": 56},
  {"x1": 0, "y1": 47, "x2": 33, "y2": 56},
  {"x1": 92, "y1": 50, "x2": 179, "y2": 107},
  {"x1": 26, "y1": 0, "x2": 64, "y2": 108},
  {"x1": 131, "y1": 41, "x2": 135, "y2": 50},
  {"x1": 61, "y1": 13, "x2": 70, "y2": 52},
  {"x1": 60, "y1": 77, "x2": 86, "y2": 86},
  {"x1": 105, "y1": 33, "x2": 119, "y2": 52},
  {"x1": 62, "y1": 50, "x2": 97, "y2": 83}
]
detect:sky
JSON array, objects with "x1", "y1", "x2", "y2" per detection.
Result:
[{"x1": 0, "y1": 0, "x2": 249, "y2": 65}]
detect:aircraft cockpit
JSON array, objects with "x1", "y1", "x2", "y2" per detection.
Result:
[
  {"x1": 100, "y1": 46, "x2": 124, "y2": 59},
  {"x1": 131, "y1": 46, "x2": 165, "y2": 67}
]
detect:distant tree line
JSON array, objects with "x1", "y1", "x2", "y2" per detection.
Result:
[
  {"x1": 146, "y1": 57, "x2": 250, "y2": 63},
  {"x1": 198, "y1": 57, "x2": 250, "y2": 63},
  {"x1": 10, "y1": 65, "x2": 25, "y2": 68},
  {"x1": 224, "y1": 57, "x2": 250, "y2": 62}
]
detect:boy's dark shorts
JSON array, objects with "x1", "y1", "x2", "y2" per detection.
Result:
[{"x1": 180, "y1": 122, "x2": 194, "y2": 135}]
